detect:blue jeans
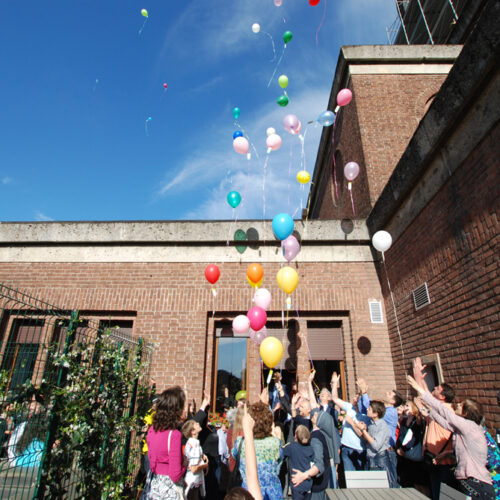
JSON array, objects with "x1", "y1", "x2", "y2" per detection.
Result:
[
  {"x1": 386, "y1": 449, "x2": 399, "y2": 488},
  {"x1": 368, "y1": 450, "x2": 399, "y2": 488},
  {"x1": 330, "y1": 465, "x2": 338, "y2": 488},
  {"x1": 341, "y1": 446, "x2": 366, "y2": 471}
]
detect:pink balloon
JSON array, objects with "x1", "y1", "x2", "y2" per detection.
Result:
[
  {"x1": 344, "y1": 161, "x2": 360, "y2": 181},
  {"x1": 233, "y1": 136, "x2": 249, "y2": 155},
  {"x1": 292, "y1": 120, "x2": 302, "y2": 135},
  {"x1": 266, "y1": 133, "x2": 282, "y2": 151},
  {"x1": 283, "y1": 114, "x2": 300, "y2": 134},
  {"x1": 247, "y1": 306, "x2": 267, "y2": 332},
  {"x1": 281, "y1": 235, "x2": 300, "y2": 262},
  {"x1": 274, "y1": 0, "x2": 282, "y2": 5},
  {"x1": 249, "y1": 329, "x2": 257, "y2": 341},
  {"x1": 254, "y1": 327, "x2": 268, "y2": 346},
  {"x1": 254, "y1": 288, "x2": 272, "y2": 310},
  {"x1": 337, "y1": 88, "x2": 353, "y2": 107},
  {"x1": 233, "y1": 314, "x2": 250, "y2": 334}
]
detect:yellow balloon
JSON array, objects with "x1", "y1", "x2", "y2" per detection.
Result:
[
  {"x1": 260, "y1": 337, "x2": 283, "y2": 368},
  {"x1": 247, "y1": 276, "x2": 263, "y2": 289},
  {"x1": 141, "y1": 8, "x2": 148, "y2": 17},
  {"x1": 296, "y1": 170, "x2": 311, "y2": 184},
  {"x1": 276, "y1": 266, "x2": 299, "y2": 294}
]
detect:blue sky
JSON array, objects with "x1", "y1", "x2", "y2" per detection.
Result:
[{"x1": 0, "y1": 0, "x2": 396, "y2": 222}]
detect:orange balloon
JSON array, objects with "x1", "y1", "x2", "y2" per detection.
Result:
[{"x1": 247, "y1": 263, "x2": 264, "y2": 284}]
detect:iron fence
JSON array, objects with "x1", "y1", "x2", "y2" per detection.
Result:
[{"x1": 0, "y1": 284, "x2": 153, "y2": 499}]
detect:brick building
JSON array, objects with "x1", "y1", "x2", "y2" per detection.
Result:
[{"x1": 0, "y1": 1, "x2": 498, "y2": 432}]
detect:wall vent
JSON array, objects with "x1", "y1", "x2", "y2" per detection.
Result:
[
  {"x1": 413, "y1": 283, "x2": 431, "y2": 310},
  {"x1": 369, "y1": 301, "x2": 383, "y2": 324}
]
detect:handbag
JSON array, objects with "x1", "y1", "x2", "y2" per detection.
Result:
[
  {"x1": 227, "y1": 437, "x2": 244, "y2": 490},
  {"x1": 405, "y1": 442, "x2": 423, "y2": 462}
]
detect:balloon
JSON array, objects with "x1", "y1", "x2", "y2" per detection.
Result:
[
  {"x1": 204, "y1": 264, "x2": 220, "y2": 285},
  {"x1": 277, "y1": 95, "x2": 289, "y2": 107},
  {"x1": 278, "y1": 75, "x2": 289, "y2": 89},
  {"x1": 293, "y1": 121, "x2": 302, "y2": 135},
  {"x1": 233, "y1": 131, "x2": 243, "y2": 139},
  {"x1": 337, "y1": 88, "x2": 353, "y2": 107},
  {"x1": 266, "y1": 133, "x2": 282, "y2": 152},
  {"x1": 296, "y1": 170, "x2": 311, "y2": 184},
  {"x1": 272, "y1": 213, "x2": 294, "y2": 240},
  {"x1": 344, "y1": 161, "x2": 360, "y2": 181},
  {"x1": 141, "y1": 9, "x2": 148, "y2": 17},
  {"x1": 227, "y1": 191, "x2": 241, "y2": 208},
  {"x1": 247, "y1": 306, "x2": 267, "y2": 332},
  {"x1": 317, "y1": 110, "x2": 335, "y2": 126},
  {"x1": 233, "y1": 315, "x2": 250, "y2": 335},
  {"x1": 247, "y1": 276, "x2": 263, "y2": 289},
  {"x1": 163, "y1": 83, "x2": 168, "y2": 89},
  {"x1": 266, "y1": 127, "x2": 276, "y2": 136},
  {"x1": 235, "y1": 390, "x2": 247, "y2": 401},
  {"x1": 252, "y1": 23, "x2": 261, "y2": 34},
  {"x1": 274, "y1": 0, "x2": 283, "y2": 5},
  {"x1": 283, "y1": 114, "x2": 300, "y2": 134},
  {"x1": 309, "y1": 0, "x2": 320, "y2": 5},
  {"x1": 233, "y1": 136, "x2": 249, "y2": 155},
  {"x1": 372, "y1": 230, "x2": 392, "y2": 253},
  {"x1": 147, "y1": 117, "x2": 152, "y2": 121},
  {"x1": 282, "y1": 235, "x2": 301, "y2": 263},
  {"x1": 233, "y1": 107, "x2": 241, "y2": 120},
  {"x1": 254, "y1": 328, "x2": 268, "y2": 346},
  {"x1": 276, "y1": 266, "x2": 299, "y2": 295},
  {"x1": 249, "y1": 329, "x2": 256, "y2": 341},
  {"x1": 254, "y1": 288, "x2": 272, "y2": 310},
  {"x1": 247, "y1": 263, "x2": 264, "y2": 284},
  {"x1": 283, "y1": 31, "x2": 293, "y2": 44},
  {"x1": 260, "y1": 337, "x2": 283, "y2": 368}
]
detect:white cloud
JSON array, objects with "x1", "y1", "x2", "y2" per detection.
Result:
[
  {"x1": 1, "y1": 177, "x2": 12, "y2": 185},
  {"x1": 34, "y1": 211, "x2": 54, "y2": 221},
  {"x1": 155, "y1": 86, "x2": 330, "y2": 220}
]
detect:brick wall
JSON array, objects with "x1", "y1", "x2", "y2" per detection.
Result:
[
  {"x1": 382, "y1": 122, "x2": 500, "y2": 430},
  {"x1": 317, "y1": 73, "x2": 448, "y2": 220},
  {"x1": 0, "y1": 260, "x2": 396, "y2": 406}
]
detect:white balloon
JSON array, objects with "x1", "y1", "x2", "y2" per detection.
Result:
[
  {"x1": 372, "y1": 230, "x2": 392, "y2": 252},
  {"x1": 266, "y1": 127, "x2": 276, "y2": 136},
  {"x1": 252, "y1": 23, "x2": 261, "y2": 34}
]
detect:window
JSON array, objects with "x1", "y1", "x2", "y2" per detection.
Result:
[
  {"x1": 0, "y1": 319, "x2": 43, "y2": 390},
  {"x1": 418, "y1": 353, "x2": 444, "y2": 391}
]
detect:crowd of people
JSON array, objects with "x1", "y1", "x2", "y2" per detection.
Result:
[{"x1": 139, "y1": 357, "x2": 499, "y2": 500}]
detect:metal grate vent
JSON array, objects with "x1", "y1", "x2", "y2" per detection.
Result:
[
  {"x1": 413, "y1": 282, "x2": 431, "y2": 310},
  {"x1": 369, "y1": 301, "x2": 384, "y2": 324}
]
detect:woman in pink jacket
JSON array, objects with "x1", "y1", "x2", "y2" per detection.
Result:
[{"x1": 146, "y1": 386, "x2": 187, "y2": 500}]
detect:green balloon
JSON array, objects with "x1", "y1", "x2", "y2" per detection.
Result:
[
  {"x1": 283, "y1": 31, "x2": 293, "y2": 44},
  {"x1": 277, "y1": 95, "x2": 289, "y2": 107},
  {"x1": 278, "y1": 75, "x2": 289, "y2": 89},
  {"x1": 233, "y1": 107, "x2": 240, "y2": 120},
  {"x1": 141, "y1": 8, "x2": 148, "y2": 17},
  {"x1": 235, "y1": 390, "x2": 247, "y2": 401}
]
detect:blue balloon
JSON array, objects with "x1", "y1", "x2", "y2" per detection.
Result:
[
  {"x1": 233, "y1": 131, "x2": 243, "y2": 139},
  {"x1": 317, "y1": 110, "x2": 335, "y2": 126},
  {"x1": 272, "y1": 213, "x2": 294, "y2": 240},
  {"x1": 227, "y1": 191, "x2": 241, "y2": 208}
]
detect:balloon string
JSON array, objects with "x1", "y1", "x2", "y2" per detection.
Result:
[
  {"x1": 263, "y1": 154, "x2": 269, "y2": 222},
  {"x1": 235, "y1": 120, "x2": 260, "y2": 160},
  {"x1": 145, "y1": 120, "x2": 150, "y2": 136},
  {"x1": 226, "y1": 208, "x2": 236, "y2": 247},
  {"x1": 263, "y1": 31, "x2": 277, "y2": 62},
  {"x1": 138, "y1": 18, "x2": 148, "y2": 35},
  {"x1": 267, "y1": 45, "x2": 287, "y2": 88},
  {"x1": 350, "y1": 188, "x2": 356, "y2": 216},
  {"x1": 332, "y1": 120, "x2": 338, "y2": 201},
  {"x1": 288, "y1": 143, "x2": 293, "y2": 212},
  {"x1": 382, "y1": 253, "x2": 408, "y2": 398},
  {"x1": 315, "y1": 0, "x2": 327, "y2": 46}
]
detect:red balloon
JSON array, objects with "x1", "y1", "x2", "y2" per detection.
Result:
[
  {"x1": 205, "y1": 264, "x2": 220, "y2": 285},
  {"x1": 163, "y1": 83, "x2": 168, "y2": 88},
  {"x1": 247, "y1": 306, "x2": 267, "y2": 332},
  {"x1": 309, "y1": 0, "x2": 320, "y2": 5}
]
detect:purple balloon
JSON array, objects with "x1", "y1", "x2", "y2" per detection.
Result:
[
  {"x1": 283, "y1": 114, "x2": 300, "y2": 134},
  {"x1": 344, "y1": 161, "x2": 360, "y2": 181},
  {"x1": 281, "y1": 235, "x2": 301, "y2": 263},
  {"x1": 254, "y1": 327, "x2": 268, "y2": 346}
]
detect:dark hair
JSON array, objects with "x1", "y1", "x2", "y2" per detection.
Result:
[
  {"x1": 392, "y1": 390, "x2": 404, "y2": 408},
  {"x1": 295, "y1": 425, "x2": 311, "y2": 445},
  {"x1": 225, "y1": 487, "x2": 254, "y2": 500},
  {"x1": 248, "y1": 401, "x2": 273, "y2": 439},
  {"x1": 440, "y1": 383, "x2": 455, "y2": 403},
  {"x1": 461, "y1": 399, "x2": 483, "y2": 425},
  {"x1": 152, "y1": 386, "x2": 186, "y2": 432},
  {"x1": 370, "y1": 400, "x2": 386, "y2": 419}
]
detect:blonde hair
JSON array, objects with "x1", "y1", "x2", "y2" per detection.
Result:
[
  {"x1": 181, "y1": 419, "x2": 198, "y2": 439},
  {"x1": 232, "y1": 406, "x2": 245, "y2": 439},
  {"x1": 295, "y1": 425, "x2": 311, "y2": 445}
]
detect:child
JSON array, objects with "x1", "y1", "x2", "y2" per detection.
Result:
[
  {"x1": 182, "y1": 419, "x2": 208, "y2": 500},
  {"x1": 282, "y1": 425, "x2": 314, "y2": 500}
]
